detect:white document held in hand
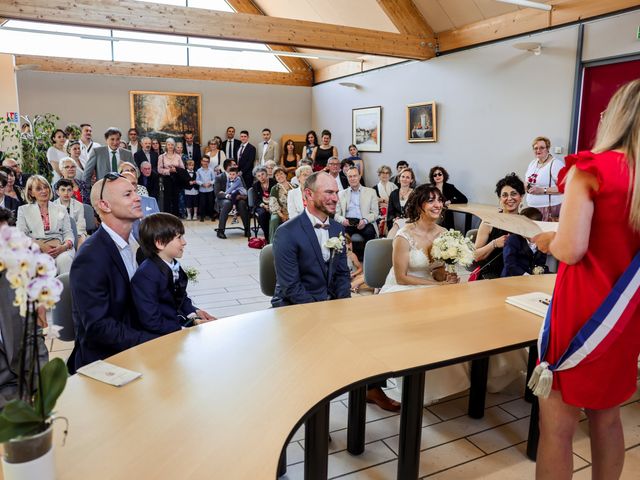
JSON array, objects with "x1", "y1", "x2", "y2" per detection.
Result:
[
  {"x1": 77, "y1": 360, "x2": 142, "y2": 387},
  {"x1": 505, "y1": 292, "x2": 551, "y2": 318}
]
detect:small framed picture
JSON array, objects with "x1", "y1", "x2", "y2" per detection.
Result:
[
  {"x1": 407, "y1": 101, "x2": 437, "y2": 143},
  {"x1": 352, "y1": 106, "x2": 382, "y2": 152}
]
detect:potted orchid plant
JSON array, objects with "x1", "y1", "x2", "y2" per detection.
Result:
[{"x1": 0, "y1": 225, "x2": 68, "y2": 480}]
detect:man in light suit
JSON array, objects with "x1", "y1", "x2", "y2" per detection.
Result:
[
  {"x1": 84, "y1": 127, "x2": 134, "y2": 183},
  {"x1": 69, "y1": 175, "x2": 156, "y2": 373},
  {"x1": 258, "y1": 128, "x2": 279, "y2": 166},
  {"x1": 221, "y1": 126, "x2": 240, "y2": 160},
  {"x1": 335, "y1": 166, "x2": 379, "y2": 253},
  {"x1": 236, "y1": 130, "x2": 257, "y2": 191},
  {"x1": 120, "y1": 172, "x2": 160, "y2": 241}
]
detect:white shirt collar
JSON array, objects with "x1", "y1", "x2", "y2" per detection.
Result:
[
  {"x1": 101, "y1": 222, "x2": 135, "y2": 250},
  {"x1": 305, "y1": 209, "x2": 329, "y2": 226}
]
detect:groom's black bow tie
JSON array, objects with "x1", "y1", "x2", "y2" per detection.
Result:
[{"x1": 314, "y1": 223, "x2": 329, "y2": 230}]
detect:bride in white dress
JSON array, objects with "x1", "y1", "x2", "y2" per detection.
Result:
[{"x1": 380, "y1": 185, "x2": 527, "y2": 405}]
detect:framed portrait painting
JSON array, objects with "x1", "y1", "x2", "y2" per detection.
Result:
[
  {"x1": 130, "y1": 91, "x2": 202, "y2": 143},
  {"x1": 352, "y1": 106, "x2": 382, "y2": 152},
  {"x1": 407, "y1": 101, "x2": 437, "y2": 143}
]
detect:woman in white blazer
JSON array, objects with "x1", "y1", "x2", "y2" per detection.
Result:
[{"x1": 17, "y1": 175, "x2": 75, "y2": 274}]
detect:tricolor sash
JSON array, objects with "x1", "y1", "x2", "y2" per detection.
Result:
[{"x1": 528, "y1": 251, "x2": 640, "y2": 398}]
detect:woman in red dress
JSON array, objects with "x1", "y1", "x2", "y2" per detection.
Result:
[{"x1": 533, "y1": 80, "x2": 640, "y2": 479}]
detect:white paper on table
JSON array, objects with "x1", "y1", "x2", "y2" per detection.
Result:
[
  {"x1": 77, "y1": 360, "x2": 142, "y2": 387},
  {"x1": 505, "y1": 292, "x2": 551, "y2": 318},
  {"x1": 448, "y1": 203, "x2": 558, "y2": 238}
]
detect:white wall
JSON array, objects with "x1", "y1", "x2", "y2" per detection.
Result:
[
  {"x1": 0, "y1": 54, "x2": 20, "y2": 154},
  {"x1": 312, "y1": 26, "x2": 579, "y2": 204},
  {"x1": 583, "y1": 10, "x2": 640, "y2": 62},
  {"x1": 16, "y1": 71, "x2": 311, "y2": 146}
]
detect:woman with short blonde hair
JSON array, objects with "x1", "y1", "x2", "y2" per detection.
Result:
[{"x1": 17, "y1": 175, "x2": 75, "y2": 273}]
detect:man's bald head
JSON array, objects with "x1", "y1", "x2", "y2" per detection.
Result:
[{"x1": 91, "y1": 176, "x2": 142, "y2": 223}]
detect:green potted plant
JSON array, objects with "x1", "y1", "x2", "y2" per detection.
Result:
[
  {"x1": 0, "y1": 225, "x2": 68, "y2": 480},
  {"x1": 0, "y1": 113, "x2": 60, "y2": 178}
]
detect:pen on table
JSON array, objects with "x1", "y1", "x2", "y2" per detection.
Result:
[{"x1": 539, "y1": 298, "x2": 550, "y2": 306}]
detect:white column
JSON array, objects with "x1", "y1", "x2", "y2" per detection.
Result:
[{"x1": 0, "y1": 54, "x2": 20, "y2": 157}]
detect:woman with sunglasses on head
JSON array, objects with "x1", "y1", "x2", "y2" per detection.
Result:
[
  {"x1": 429, "y1": 165, "x2": 467, "y2": 230},
  {"x1": 524, "y1": 136, "x2": 565, "y2": 221},
  {"x1": 473, "y1": 173, "x2": 525, "y2": 280}
]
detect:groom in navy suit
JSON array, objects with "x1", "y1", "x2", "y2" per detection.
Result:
[
  {"x1": 271, "y1": 172, "x2": 350, "y2": 307},
  {"x1": 271, "y1": 172, "x2": 400, "y2": 412}
]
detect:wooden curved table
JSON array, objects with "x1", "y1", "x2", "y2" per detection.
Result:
[{"x1": 44, "y1": 275, "x2": 553, "y2": 479}]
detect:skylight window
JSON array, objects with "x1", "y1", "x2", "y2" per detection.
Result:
[{"x1": 0, "y1": 1, "x2": 290, "y2": 73}]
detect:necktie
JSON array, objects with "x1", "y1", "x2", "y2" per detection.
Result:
[
  {"x1": 66, "y1": 207, "x2": 70, "y2": 214},
  {"x1": 227, "y1": 140, "x2": 232, "y2": 158},
  {"x1": 314, "y1": 223, "x2": 329, "y2": 230},
  {"x1": 111, "y1": 150, "x2": 117, "y2": 171},
  {"x1": 170, "y1": 260, "x2": 180, "y2": 282},
  {"x1": 238, "y1": 145, "x2": 245, "y2": 159}
]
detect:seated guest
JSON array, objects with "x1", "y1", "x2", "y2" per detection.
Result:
[
  {"x1": 0, "y1": 167, "x2": 24, "y2": 205},
  {"x1": 134, "y1": 136, "x2": 159, "y2": 171},
  {"x1": 121, "y1": 172, "x2": 159, "y2": 240},
  {"x1": 184, "y1": 159, "x2": 199, "y2": 221},
  {"x1": 53, "y1": 179, "x2": 87, "y2": 248},
  {"x1": 118, "y1": 162, "x2": 146, "y2": 196},
  {"x1": 215, "y1": 159, "x2": 250, "y2": 239},
  {"x1": 138, "y1": 161, "x2": 160, "y2": 200},
  {"x1": 0, "y1": 175, "x2": 19, "y2": 216},
  {"x1": 341, "y1": 158, "x2": 364, "y2": 186},
  {"x1": 474, "y1": 173, "x2": 525, "y2": 279},
  {"x1": 1, "y1": 157, "x2": 30, "y2": 189},
  {"x1": 17, "y1": 175, "x2": 74, "y2": 274},
  {"x1": 429, "y1": 165, "x2": 468, "y2": 230},
  {"x1": 346, "y1": 235, "x2": 367, "y2": 293},
  {"x1": 196, "y1": 156, "x2": 215, "y2": 223},
  {"x1": 280, "y1": 139, "x2": 300, "y2": 180},
  {"x1": 252, "y1": 166, "x2": 277, "y2": 242},
  {"x1": 335, "y1": 166, "x2": 379, "y2": 256},
  {"x1": 327, "y1": 157, "x2": 347, "y2": 191},
  {"x1": 501, "y1": 207, "x2": 548, "y2": 277},
  {"x1": 59, "y1": 158, "x2": 91, "y2": 204},
  {"x1": 386, "y1": 168, "x2": 415, "y2": 239},
  {"x1": 131, "y1": 213, "x2": 214, "y2": 336},
  {"x1": 287, "y1": 165, "x2": 312, "y2": 220},
  {"x1": 291, "y1": 158, "x2": 313, "y2": 187},
  {"x1": 69, "y1": 174, "x2": 156, "y2": 372},
  {"x1": 268, "y1": 166, "x2": 293, "y2": 242},
  {"x1": 390, "y1": 160, "x2": 408, "y2": 186},
  {"x1": 373, "y1": 165, "x2": 397, "y2": 236},
  {"x1": 264, "y1": 160, "x2": 277, "y2": 178}
]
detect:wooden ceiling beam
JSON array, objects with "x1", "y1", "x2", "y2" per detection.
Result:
[
  {"x1": 0, "y1": 0, "x2": 433, "y2": 60},
  {"x1": 14, "y1": 55, "x2": 313, "y2": 87},
  {"x1": 438, "y1": 0, "x2": 640, "y2": 52},
  {"x1": 376, "y1": 0, "x2": 436, "y2": 43},
  {"x1": 225, "y1": 0, "x2": 312, "y2": 78}
]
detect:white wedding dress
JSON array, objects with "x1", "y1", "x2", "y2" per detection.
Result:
[{"x1": 379, "y1": 225, "x2": 527, "y2": 405}]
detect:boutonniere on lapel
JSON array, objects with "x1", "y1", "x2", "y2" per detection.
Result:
[{"x1": 324, "y1": 232, "x2": 346, "y2": 259}]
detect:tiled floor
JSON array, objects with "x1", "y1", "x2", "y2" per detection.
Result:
[{"x1": 49, "y1": 221, "x2": 640, "y2": 479}]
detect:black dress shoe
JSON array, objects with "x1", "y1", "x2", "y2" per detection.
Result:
[
  {"x1": 244, "y1": 230, "x2": 251, "y2": 238},
  {"x1": 217, "y1": 231, "x2": 227, "y2": 239}
]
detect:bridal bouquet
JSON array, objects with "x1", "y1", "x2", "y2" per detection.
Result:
[{"x1": 431, "y1": 229, "x2": 475, "y2": 274}]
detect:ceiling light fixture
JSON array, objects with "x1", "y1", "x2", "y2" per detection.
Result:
[
  {"x1": 513, "y1": 42, "x2": 543, "y2": 55},
  {"x1": 496, "y1": 0, "x2": 552, "y2": 12}
]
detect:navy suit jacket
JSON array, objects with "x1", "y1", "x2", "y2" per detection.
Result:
[
  {"x1": 131, "y1": 256, "x2": 197, "y2": 336},
  {"x1": 271, "y1": 212, "x2": 351, "y2": 307},
  {"x1": 221, "y1": 138, "x2": 241, "y2": 160},
  {"x1": 69, "y1": 226, "x2": 156, "y2": 372},
  {"x1": 237, "y1": 143, "x2": 257, "y2": 191},
  {"x1": 501, "y1": 234, "x2": 548, "y2": 277}
]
